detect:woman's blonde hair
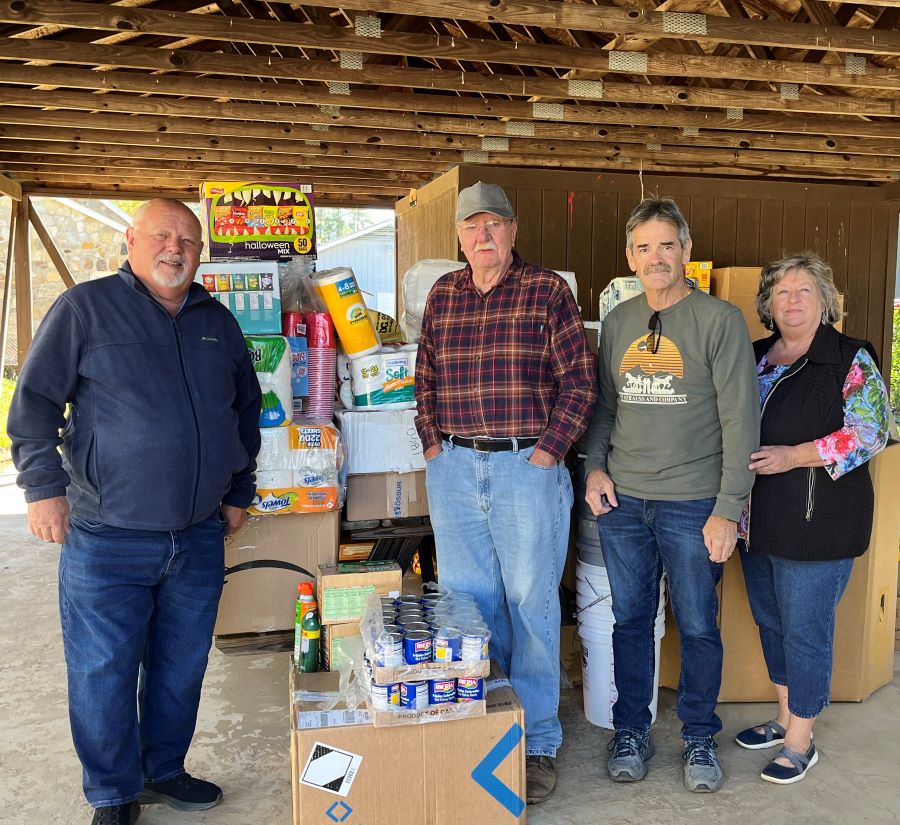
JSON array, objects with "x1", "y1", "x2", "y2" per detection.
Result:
[{"x1": 756, "y1": 253, "x2": 843, "y2": 330}]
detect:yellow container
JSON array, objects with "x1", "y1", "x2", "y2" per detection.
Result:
[{"x1": 312, "y1": 267, "x2": 381, "y2": 357}]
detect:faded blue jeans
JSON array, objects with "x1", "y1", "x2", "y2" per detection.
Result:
[
  {"x1": 425, "y1": 440, "x2": 572, "y2": 756},
  {"x1": 739, "y1": 549, "x2": 854, "y2": 718},
  {"x1": 59, "y1": 509, "x2": 226, "y2": 808},
  {"x1": 598, "y1": 495, "x2": 723, "y2": 741}
]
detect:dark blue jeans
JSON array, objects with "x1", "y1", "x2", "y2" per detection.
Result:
[
  {"x1": 59, "y1": 510, "x2": 226, "y2": 807},
  {"x1": 739, "y1": 549, "x2": 853, "y2": 718},
  {"x1": 598, "y1": 495, "x2": 723, "y2": 741}
]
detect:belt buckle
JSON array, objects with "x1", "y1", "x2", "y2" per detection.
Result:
[{"x1": 472, "y1": 438, "x2": 490, "y2": 453}]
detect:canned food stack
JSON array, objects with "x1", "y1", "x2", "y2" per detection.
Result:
[{"x1": 360, "y1": 591, "x2": 492, "y2": 727}]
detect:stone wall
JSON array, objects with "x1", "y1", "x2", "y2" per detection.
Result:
[{"x1": 0, "y1": 197, "x2": 127, "y2": 369}]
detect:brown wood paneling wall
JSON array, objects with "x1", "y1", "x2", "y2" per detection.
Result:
[{"x1": 396, "y1": 167, "x2": 899, "y2": 370}]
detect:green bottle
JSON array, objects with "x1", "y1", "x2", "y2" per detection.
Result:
[{"x1": 294, "y1": 582, "x2": 320, "y2": 672}]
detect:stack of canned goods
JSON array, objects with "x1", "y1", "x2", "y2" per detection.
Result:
[{"x1": 368, "y1": 592, "x2": 491, "y2": 712}]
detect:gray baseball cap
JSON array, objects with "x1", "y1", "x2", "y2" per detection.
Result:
[{"x1": 455, "y1": 182, "x2": 515, "y2": 223}]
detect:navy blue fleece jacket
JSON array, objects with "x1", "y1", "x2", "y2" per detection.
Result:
[{"x1": 8, "y1": 263, "x2": 262, "y2": 531}]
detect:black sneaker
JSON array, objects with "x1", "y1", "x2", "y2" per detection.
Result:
[
  {"x1": 140, "y1": 773, "x2": 223, "y2": 811},
  {"x1": 607, "y1": 730, "x2": 655, "y2": 782},
  {"x1": 91, "y1": 802, "x2": 140, "y2": 824}
]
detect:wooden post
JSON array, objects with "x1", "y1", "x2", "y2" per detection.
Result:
[
  {"x1": 13, "y1": 196, "x2": 32, "y2": 368},
  {"x1": 29, "y1": 202, "x2": 76, "y2": 289},
  {"x1": 0, "y1": 205, "x2": 17, "y2": 379}
]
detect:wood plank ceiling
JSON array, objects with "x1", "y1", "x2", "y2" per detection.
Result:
[{"x1": 0, "y1": 0, "x2": 898, "y2": 206}]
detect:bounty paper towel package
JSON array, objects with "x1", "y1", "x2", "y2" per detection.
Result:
[
  {"x1": 245, "y1": 335, "x2": 293, "y2": 427},
  {"x1": 250, "y1": 422, "x2": 343, "y2": 514}
]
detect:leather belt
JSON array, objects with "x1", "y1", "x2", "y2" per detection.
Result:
[{"x1": 442, "y1": 433, "x2": 540, "y2": 453}]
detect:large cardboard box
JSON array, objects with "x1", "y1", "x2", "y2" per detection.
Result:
[
  {"x1": 335, "y1": 408, "x2": 426, "y2": 474},
  {"x1": 214, "y1": 512, "x2": 339, "y2": 636},
  {"x1": 290, "y1": 677, "x2": 526, "y2": 825},
  {"x1": 711, "y1": 266, "x2": 844, "y2": 341},
  {"x1": 660, "y1": 447, "x2": 900, "y2": 701},
  {"x1": 345, "y1": 471, "x2": 429, "y2": 521}
]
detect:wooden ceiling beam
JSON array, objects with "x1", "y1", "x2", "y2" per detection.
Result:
[
  {"x1": 3, "y1": 28, "x2": 897, "y2": 93},
  {"x1": 2, "y1": 62, "x2": 898, "y2": 122},
  {"x1": 2, "y1": 130, "x2": 897, "y2": 175},
  {"x1": 2, "y1": 84, "x2": 897, "y2": 142},
  {"x1": 266, "y1": 0, "x2": 900, "y2": 55},
  {"x1": 0, "y1": 0, "x2": 898, "y2": 77},
  {"x1": 1, "y1": 104, "x2": 896, "y2": 157}
]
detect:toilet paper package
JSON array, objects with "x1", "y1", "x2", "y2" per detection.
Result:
[
  {"x1": 249, "y1": 422, "x2": 345, "y2": 514},
  {"x1": 245, "y1": 335, "x2": 293, "y2": 427},
  {"x1": 347, "y1": 345, "x2": 417, "y2": 410}
]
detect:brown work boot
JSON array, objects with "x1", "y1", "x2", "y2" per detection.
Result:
[{"x1": 525, "y1": 755, "x2": 558, "y2": 804}]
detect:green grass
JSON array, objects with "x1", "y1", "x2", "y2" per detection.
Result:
[{"x1": 0, "y1": 376, "x2": 16, "y2": 453}]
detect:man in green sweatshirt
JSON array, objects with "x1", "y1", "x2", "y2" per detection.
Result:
[{"x1": 584, "y1": 198, "x2": 758, "y2": 794}]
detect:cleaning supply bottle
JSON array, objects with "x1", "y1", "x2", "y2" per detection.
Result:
[{"x1": 294, "y1": 582, "x2": 320, "y2": 672}]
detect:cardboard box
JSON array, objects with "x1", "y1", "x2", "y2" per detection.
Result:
[
  {"x1": 195, "y1": 260, "x2": 281, "y2": 334},
  {"x1": 335, "y1": 409, "x2": 425, "y2": 474},
  {"x1": 214, "y1": 512, "x2": 339, "y2": 636},
  {"x1": 710, "y1": 266, "x2": 844, "y2": 340},
  {"x1": 895, "y1": 563, "x2": 900, "y2": 651},
  {"x1": 660, "y1": 447, "x2": 900, "y2": 701},
  {"x1": 200, "y1": 180, "x2": 316, "y2": 260},
  {"x1": 290, "y1": 674, "x2": 526, "y2": 825},
  {"x1": 317, "y1": 561, "x2": 403, "y2": 625},
  {"x1": 345, "y1": 471, "x2": 429, "y2": 521},
  {"x1": 685, "y1": 260, "x2": 712, "y2": 293},
  {"x1": 339, "y1": 542, "x2": 375, "y2": 562},
  {"x1": 321, "y1": 622, "x2": 363, "y2": 672}
]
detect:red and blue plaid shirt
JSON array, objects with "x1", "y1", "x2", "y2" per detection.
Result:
[{"x1": 414, "y1": 253, "x2": 597, "y2": 461}]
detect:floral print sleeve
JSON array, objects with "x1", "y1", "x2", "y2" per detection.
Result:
[{"x1": 814, "y1": 348, "x2": 891, "y2": 480}]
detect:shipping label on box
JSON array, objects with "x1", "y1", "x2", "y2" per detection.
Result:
[
  {"x1": 200, "y1": 180, "x2": 316, "y2": 260},
  {"x1": 317, "y1": 561, "x2": 403, "y2": 625},
  {"x1": 214, "y1": 512, "x2": 339, "y2": 636},
  {"x1": 346, "y1": 471, "x2": 429, "y2": 521},
  {"x1": 335, "y1": 409, "x2": 425, "y2": 474}
]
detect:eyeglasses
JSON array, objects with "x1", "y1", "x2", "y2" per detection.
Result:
[
  {"x1": 458, "y1": 219, "x2": 510, "y2": 236},
  {"x1": 645, "y1": 310, "x2": 662, "y2": 354}
]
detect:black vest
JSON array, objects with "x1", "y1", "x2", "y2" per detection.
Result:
[{"x1": 748, "y1": 324, "x2": 877, "y2": 561}]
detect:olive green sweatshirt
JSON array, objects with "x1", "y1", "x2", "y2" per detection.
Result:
[{"x1": 584, "y1": 288, "x2": 759, "y2": 522}]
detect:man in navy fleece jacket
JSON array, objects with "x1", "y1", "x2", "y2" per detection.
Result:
[{"x1": 8, "y1": 198, "x2": 261, "y2": 825}]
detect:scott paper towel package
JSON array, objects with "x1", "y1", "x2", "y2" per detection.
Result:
[
  {"x1": 250, "y1": 422, "x2": 344, "y2": 514},
  {"x1": 245, "y1": 335, "x2": 293, "y2": 427},
  {"x1": 334, "y1": 409, "x2": 425, "y2": 475}
]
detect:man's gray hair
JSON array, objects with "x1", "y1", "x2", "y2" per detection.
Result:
[
  {"x1": 756, "y1": 253, "x2": 843, "y2": 329},
  {"x1": 131, "y1": 198, "x2": 200, "y2": 230},
  {"x1": 625, "y1": 198, "x2": 691, "y2": 250}
]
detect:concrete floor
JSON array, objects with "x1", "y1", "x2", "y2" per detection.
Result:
[{"x1": 1, "y1": 472, "x2": 898, "y2": 825}]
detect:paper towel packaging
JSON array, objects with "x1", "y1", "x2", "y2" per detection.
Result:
[
  {"x1": 245, "y1": 335, "x2": 293, "y2": 427},
  {"x1": 250, "y1": 422, "x2": 343, "y2": 514}
]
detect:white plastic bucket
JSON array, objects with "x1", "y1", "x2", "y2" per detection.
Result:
[{"x1": 580, "y1": 624, "x2": 665, "y2": 729}]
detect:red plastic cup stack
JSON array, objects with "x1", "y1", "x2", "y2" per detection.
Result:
[{"x1": 303, "y1": 311, "x2": 336, "y2": 419}]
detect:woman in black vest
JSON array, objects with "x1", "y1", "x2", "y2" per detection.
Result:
[{"x1": 734, "y1": 253, "x2": 891, "y2": 785}]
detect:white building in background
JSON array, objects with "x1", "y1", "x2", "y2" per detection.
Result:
[{"x1": 315, "y1": 219, "x2": 396, "y2": 317}]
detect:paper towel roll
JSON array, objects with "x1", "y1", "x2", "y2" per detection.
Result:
[
  {"x1": 258, "y1": 427, "x2": 290, "y2": 470},
  {"x1": 246, "y1": 335, "x2": 293, "y2": 427},
  {"x1": 256, "y1": 470, "x2": 294, "y2": 489}
]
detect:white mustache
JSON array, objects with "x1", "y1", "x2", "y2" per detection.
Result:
[
  {"x1": 156, "y1": 255, "x2": 184, "y2": 267},
  {"x1": 474, "y1": 242, "x2": 498, "y2": 252}
]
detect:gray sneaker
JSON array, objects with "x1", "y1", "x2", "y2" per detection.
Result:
[
  {"x1": 607, "y1": 730, "x2": 655, "y2": 782},
  {"x1": 682, "y1": 738, "x2": 723, "y2": 793}
]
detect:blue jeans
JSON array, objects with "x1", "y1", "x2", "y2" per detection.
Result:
[
  {"x1": 59, "y1": 509, "x2": 226, "y2": 807},
  {"x1": 425, "y1": 441, "x2": 572, "y2": 756},
  {"x1": 597, "y1": 495, "x2": 723, "y2": 741},
  {"x1": 739, "y1": 549, "x2": 853, "y2": 718}
]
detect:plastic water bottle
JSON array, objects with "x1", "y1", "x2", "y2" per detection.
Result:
[{"x1": 294, "y1": 582, "x2": 320, "y2": 672}]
